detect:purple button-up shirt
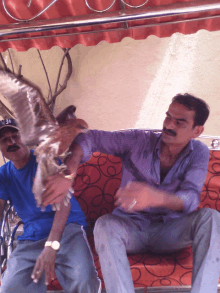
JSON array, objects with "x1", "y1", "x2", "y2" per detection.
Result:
[{"x1": 75, "y1": 130, "x2": 209, "y2": 228}]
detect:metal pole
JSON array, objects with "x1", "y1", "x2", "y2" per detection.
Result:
[
  {"x1": 0, "y1": 13, "x2": 219, "y2": 44},
  {"x1": 0, "y1": 0, "x2": 219, "y2": 38}
]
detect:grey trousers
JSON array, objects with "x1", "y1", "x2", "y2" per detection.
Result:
[
  {"x1": 1, "y1": 223, "x2": 101, "y2": 293},
  {"x1": 94, "y1": 208, "x2": 220, "y2": 293}
]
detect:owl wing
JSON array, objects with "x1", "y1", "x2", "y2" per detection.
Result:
[{"x1": 0, "y1": 70, "x2": 57, "y2": 146}]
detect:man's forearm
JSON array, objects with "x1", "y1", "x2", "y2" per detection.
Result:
[
  {"x1": 47, "y1": 201, "x2": 71, "y2": 242},
  {"x1": 146, "y1": 185, "x2": 184, "y2": 212},
  {"x1": 115, "y1": 182, "x2": 185, "y2": 212},
  {"x1": 32, "y1": 200, "x2": 70, "y2": 285},
  {"x1": 161, "y1": 192, "x2": 184, "y2": 211},
  {"x1": 63, "y1": 143, "x2": 83, "y2": 175}
]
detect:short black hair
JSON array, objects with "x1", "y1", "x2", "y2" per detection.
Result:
[{"x1": 172, "y1": 93, "x2": 210, "y2": 127}]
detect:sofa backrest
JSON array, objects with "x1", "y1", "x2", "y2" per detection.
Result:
[
  {"x1": 73, "y1": 152, "x2": 122, "y2": 222},
  {"x1": 73, "y1": 150, "x2": 220, "y2": 222},
  {"x1": 199, "y1": 150, "x2": 220, "y2": 211}
]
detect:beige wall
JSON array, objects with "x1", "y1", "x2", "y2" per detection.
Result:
[{"x1": 0, "y1": 29, "x2": 220, "y2": 165}]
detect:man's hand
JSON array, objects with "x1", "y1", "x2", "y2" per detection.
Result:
[
  {"x1": 115, "y1": 181, "x2": 165, "y2": 212},
  {"x1": 41, "y1": 173, "x2": 74, "y2": 207},
  {"x1": 31, "y1": 247, "x2": 56, "y2": 285}
]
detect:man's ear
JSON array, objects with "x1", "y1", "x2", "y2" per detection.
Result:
[{"x1": 192, "y1": 125, "x2": 204, "y2": 138}]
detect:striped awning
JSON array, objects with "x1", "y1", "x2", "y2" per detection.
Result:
[{"x1": 0, "y1": 0, "x2": 220, "y2": 52}]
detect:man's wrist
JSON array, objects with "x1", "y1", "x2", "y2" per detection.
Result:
[
  {"x1": 161, "y1": 193, "x2": 184, "y2": 211},
  {"x1": 158, "y1": 191, "x2": 167, "y2": 208},
  {"x1": 147, "y1": 185, "x2": 167, "y2": 208},
  {"x1": 45, "y1": 240, "x2": 60, "y2": 251}
]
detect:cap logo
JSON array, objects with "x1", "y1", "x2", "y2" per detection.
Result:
[{"x1": 0, "y1": 119, "x2": 12, "y2": 126}]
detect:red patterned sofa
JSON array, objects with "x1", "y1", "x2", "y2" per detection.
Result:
[{"x1": 48, "y1": 150, "x2": 220, "y2": 292}]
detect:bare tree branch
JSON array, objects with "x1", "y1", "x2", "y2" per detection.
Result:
[
  {"x1": 0, "y1": 53, "x2": 10, "y2": 72},
  {"x1": 7, "y1": 49, "x2": 14, "y2": 74},
  {"x1": 54, "y1": 48, "x2": 71, "y2": 94},
  {"x1": 0, "y1": 100, "x2": 15, "y2": 119},
  {"x1": 18, "y1": 65, "x2": 23, "y2": 79},
  {"x1": 0, "y1": 48, "x2": 73, "y2": 118},
  {"x1": 48, "y1": 48, "x2": 73, "y2": 112},
  {"x1": 37, "y1": 49, "x2": 52, "y2": 103},
  {"x1": 0, "y1": 52, "x2": 22, "y2": 79}
]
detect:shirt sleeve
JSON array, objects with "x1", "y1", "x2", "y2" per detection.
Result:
[
  {"x1": 175, "y1": 143, "x2": 210, "y2": 214},
  {"x1": 74, "y1": 129, "x2": 142, "y2": 163}
]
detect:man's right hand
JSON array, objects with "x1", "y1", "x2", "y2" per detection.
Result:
[
  {"x1": 31, "y1": 246, "x2": 57, "y2": 285},
  {"x1": 41, "y1": 173, "x2": 74, "y2": 207}
]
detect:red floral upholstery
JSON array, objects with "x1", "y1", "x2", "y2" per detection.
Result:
[{"x1": 48, "y1": 150, "x2": 220, "y2": 290}]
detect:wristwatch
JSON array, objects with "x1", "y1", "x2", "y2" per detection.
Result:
[{"x1": 45, "y1": 240, "x2": 60, "y2": 251}]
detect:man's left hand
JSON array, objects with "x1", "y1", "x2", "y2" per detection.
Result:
[
  {"x1": 115, "y1": 181, "x2": 165, "y2": 212},
  {"x1": 31, "y1": 247, "x2": 57, "y2": 285}
]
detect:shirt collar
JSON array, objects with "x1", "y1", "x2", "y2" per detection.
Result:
[
  {"x1": 155, "y1": 134, "x2": 162, "y2": 157},
  {"x1": 155, "y1": 134, "x2": 194, "y2": 158}
]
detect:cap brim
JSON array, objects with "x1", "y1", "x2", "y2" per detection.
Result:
[{"x1": 0, "y1": 125, "x2": 19, "y2": 137}]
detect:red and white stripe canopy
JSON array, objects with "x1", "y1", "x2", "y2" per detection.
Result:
[{"x1": 0, "y1": 0, "x2": 220, "y2": 52}]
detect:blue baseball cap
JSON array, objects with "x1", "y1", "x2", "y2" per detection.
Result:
[{"x1": 0, "y1": 119, "x2": 18, "y2": 137}]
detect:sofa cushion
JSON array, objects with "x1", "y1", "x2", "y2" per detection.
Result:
[{"x1": 88, "y1": 236, "x2": 194, "y2": 289}]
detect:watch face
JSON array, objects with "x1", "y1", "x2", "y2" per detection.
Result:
[{"x1": 51, "y1": 241, "x2": 60, "y2": 250}]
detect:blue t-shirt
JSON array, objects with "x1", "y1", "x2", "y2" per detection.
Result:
[{"x1": 0, "y1": 150, "x2": 87, "y2": 241}]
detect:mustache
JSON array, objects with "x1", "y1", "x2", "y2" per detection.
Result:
[
  {"x1": 7, "y1": 144, "x2": 20, "y2": 152},
  {"x1": 163, "y1": 127, "x2": 176, "y2": 137}
]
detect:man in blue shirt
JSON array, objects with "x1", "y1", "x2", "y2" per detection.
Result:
[
  {"x1": 42, "y1": 94, "x2": 220, "y2": 293},
  {"x1": 0, "y1": 119, "x2": 101, "y2": 293}
]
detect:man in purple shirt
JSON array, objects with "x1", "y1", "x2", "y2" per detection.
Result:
[{"x1": 42, "y1": 93, "x2": 220, "y2": 293}]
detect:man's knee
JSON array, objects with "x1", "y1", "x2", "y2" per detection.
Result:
[
  {"x1": 1, "y1": 273, "x2": 43, "y2": 293},
  {"x1": 68, "y1": 263, "x2": 100, "y2": 293},
  {"x1": 1, "y1": 281, "x2": 26, "y2": 293},
  {"x1": 94, "y1": 214, "x2": 124, "y2": 253},
  {"x1": 193, "y1": 208, "x2": 220, "y2": 235},
  {"x1": 1, "y1": 268, "x2": 20, "y2": 292},
  {"x1": 197, "y1": 207, "x2": 218, "y2": 221},
  {"x1": 94, "y1": 214, "x2": 117, "y2": 237},
  {"x1": 72, "y1": 262, "x2": 94, "y2": 279}
]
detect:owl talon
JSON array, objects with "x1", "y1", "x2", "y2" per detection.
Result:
[
  {"x1": 63, "y1": 197, "x2": 70, "y2": 206},
  {"x1": 41, "y1": 206, "x2": 46, "y2": 212},
  {"x1": 69, "y1": 188, "x2": 74, "y2": 194}
]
